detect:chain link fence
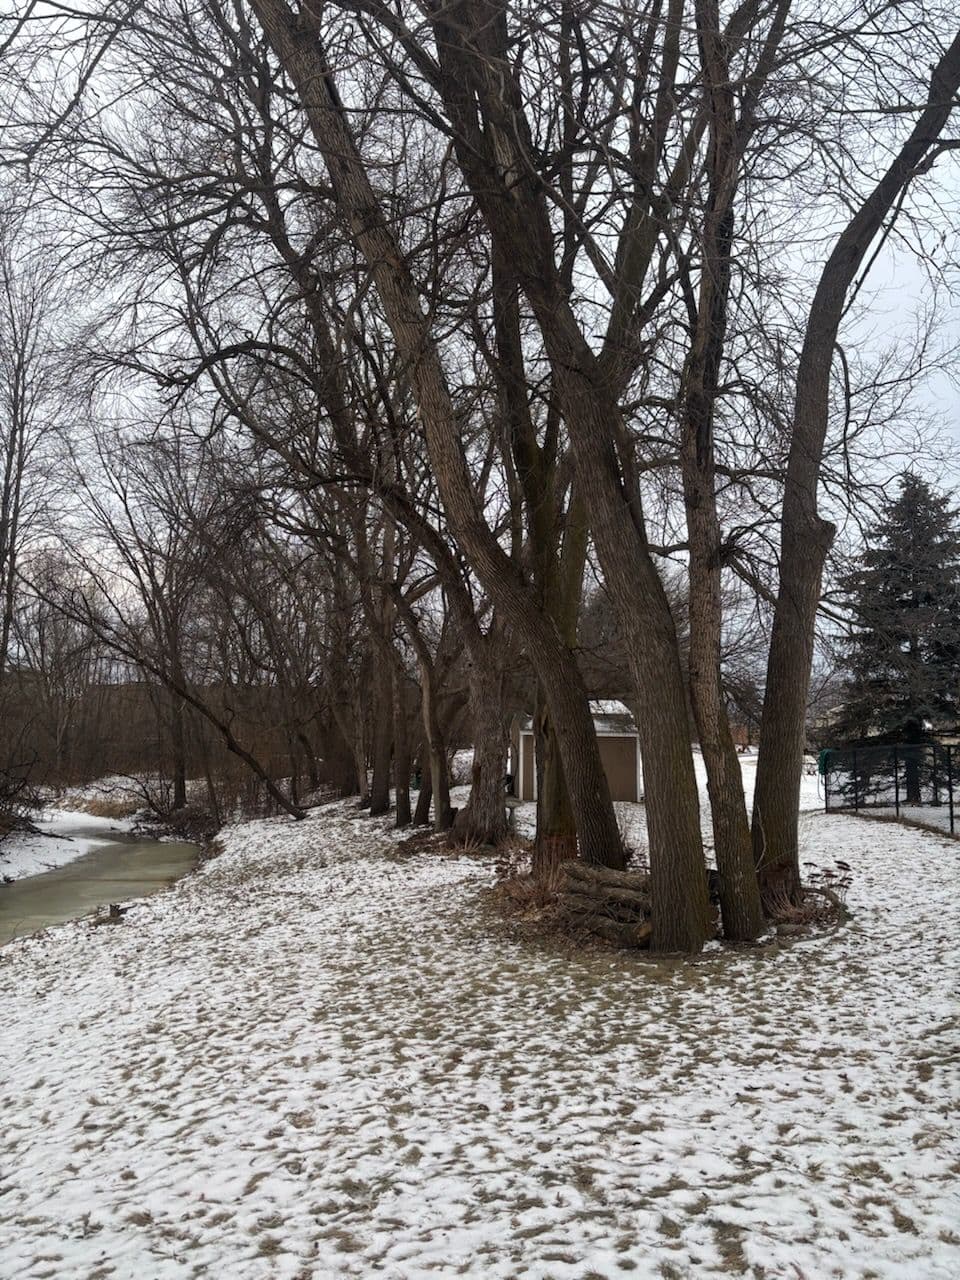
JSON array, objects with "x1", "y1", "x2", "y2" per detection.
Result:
[{"x1": 822, "y1": 741, "x2": 957, "y2": 836}]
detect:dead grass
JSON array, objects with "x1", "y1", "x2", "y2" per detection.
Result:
[
  {"x1": 393, "y1": 827, "x2": 519, "y2": 865},
  {"x1": 77, "y1": 797, "x2": 141, "y2": 820},
  {"x1": 491, "y1": 871, "x2": 558, "y2": 915},
  {"x1": 485, "y1": 870, "x2": 632, "y2": 960},
  {"x1": 766, "y1": 881, "x2": 851, "y2": 938},
  {"x1": 768, "y1": 895, "x2": 838, "y2": 933},
  {"x1": 392, "y1": 828, "x2": 454, "y2": 859}
]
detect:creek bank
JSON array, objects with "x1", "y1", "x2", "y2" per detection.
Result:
[{"x1": 0, "y1": 826, "x2": 200, "y2": 945}]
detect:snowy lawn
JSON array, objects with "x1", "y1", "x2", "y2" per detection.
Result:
[
  {"x1": 0, "y1": 809, "x2": 135, "y2": 882},
  {"x1": 509, "y1": 751, "x2": 826, "y2": 860},
  {"x1": 1, "y1": 797, "x2": 958, "y2": 1279},
  {"x1": 855, "y1": 805, "x2": 958, "y2": 840}
]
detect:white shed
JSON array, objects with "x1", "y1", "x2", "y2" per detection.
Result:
[{"x1": 509, "y1": 700, "x2": 642, "y2": 802}]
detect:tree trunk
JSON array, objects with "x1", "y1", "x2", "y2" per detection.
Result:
[
  {"x1": 678, "y1": 0, "x2": 764, "y2": 941},
  {"x1": 288, "y1": 740, "x2": 300, "y2": 806},
  {"x1": 413, "y1": 749, "x2": 432, "y2": 825},
  {"x1": 532, "y1": 697, "x2": 578, "y2": 880},
  {"x1": 411, "y1": 2, "x2": 706, "y2": 945},
  {"x1": 202, "y1": 740, "x2": 222, "y2": 828},
  {"x1": 368, "y1": 659, "x2": 393, "y2": 815},
  {"x1": 453, "y1": 637, "x2": 510, "y2": 846},
  {"x1": 904, "y1": 726, "x2": 923, "y2": 805},
  {"x1": 905, "y1": 753, "x2": 921, "y2": 806},
  {"x1": 417, "y1": 657, "x2": 453, "y2": 831},
  {"x1": 394, "y1": 675, "x2": 412, "y2": 828},
  {"x1": 324, "y1": 715, "x2": 359, "y2": 796},
  {"x1": 347, "y1": 697, "x2": 369, "y2": 807},
  {"x1": 527, "y1": 313, "x2": 709, "y2": 944},
  {"x1": 753, "y1": 32, "x2": 960, "y2": 903},
  {"x1": 489, "y1": 237, "x2": 582, "y2": 871},
  {"x1": 752, "y1": 520, "x2": 831, "y2": 902},
  {"x1": 298, "y1": 730, "x2": 320, "y2": 792},
  {"x1": 532, "y1": 491, "x2": 589, "y2": 877},
  {"x1": 169, "y1": 690, "x2": 188, "y2": 810},
  {"x1": 684, "y1": 458, "x2": 762, "y2": 940}
]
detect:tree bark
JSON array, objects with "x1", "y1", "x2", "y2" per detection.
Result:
[
  {"x1": 453, "y1": 635, "x2": 509, "y2": 846},
  {"x1": 338, "y1": 696, "x2": 369, "y2": 808},
  {"x1": 677, "y1": 0, "x2": 765, "y2": 941},
  {"x1": 420, "y1": 663, "x2": 453, "y2": 831},
  {"x1": 532, "y1": 695, "x2": 578, "y2": 879},
  {"x1": 323, "y1": 714, "x2": 359, "y2": 797},
  {"x1": 169, "y1": 691, "x2": 188, "y2": 810},
  {"x1": 490, "y1": 241, "x2": 582, "y2": 871},
  {"x1": 393, "y1": 675, "x2": 412, "y2": 827},
  {"x1": 413, "y1": 750, "x2": 432, "y2": 825},
  {"x1": 298, "y1": 731, "x2": 320, "y2": 792},
  {"x1": 400, "y1": 606, "x2": 455, "y2": 832},
  {"x1": 368, "y1": 658, "x2": 394, "y2": 815}
]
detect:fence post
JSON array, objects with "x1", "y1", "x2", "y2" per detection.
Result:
[
  {"x1": 948, "y1": 746, "x2": 955, "y2": 836},
  {"x1": 853, "y1": 748, "x2": 859, "y2": 812},
  {"x1": 932, "y1": 744, "x2": 940, "y2": 806},
  {"x1": 824, "y1": 752, "x2": 830, "y2": 813},
  {"x1": 893, "y1": 745, "x2": 900, "y2": 818}
]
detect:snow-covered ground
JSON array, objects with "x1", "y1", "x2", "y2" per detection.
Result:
[
  {"x1": 859, "y1": 804, "x2": 958, "y2": 838},
  {"x1": 2, "y1": 780, "x2": 958, "y2": 1278},
  {"x1": 45, "y1": 775, "x2": 154, "y2": 811},
  {"x1": 0, "y1": 809, "x2": 134, "y2": 882},
  {"x1": 509, "y1": 750, "x2": 828, "y2": 858}
]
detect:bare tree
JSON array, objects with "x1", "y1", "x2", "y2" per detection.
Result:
[
  {"x1": 0, "y1": 209, "x2": 65, "y2": 688},
  {"x1": 753, "y1": 31, "x2": 960, "y2": 903}
]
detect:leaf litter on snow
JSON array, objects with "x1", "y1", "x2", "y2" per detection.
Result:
[{"x1": 0, "y1": 786, "x2": 958, "y2": 1279}]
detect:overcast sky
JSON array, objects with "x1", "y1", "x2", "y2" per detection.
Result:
[{"x1": 861, "y1": 246, "x2": 960, "y2": 487}]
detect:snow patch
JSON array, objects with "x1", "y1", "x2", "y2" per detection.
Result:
[{"x1": 0, "y1": 808, "x2": 135, "y2": 882}]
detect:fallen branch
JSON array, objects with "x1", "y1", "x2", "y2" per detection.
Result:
[
  {"x1": 559, "y1": 885, "x2": 651, "y2": 914},
  {"x1": 572, "y1": 915, "x2": 652, "y2": 948},
  {"x1": 560, "y1": 860, "x2": 650, "y2": 893}
]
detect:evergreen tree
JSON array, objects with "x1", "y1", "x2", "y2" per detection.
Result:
[{"x1": 836, "y1": 473, "x2": 960, "y2": 753}]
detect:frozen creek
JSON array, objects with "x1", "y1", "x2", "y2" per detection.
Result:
[{"x1": 0, "y1": 821, "x2": 199, "y2": 945}]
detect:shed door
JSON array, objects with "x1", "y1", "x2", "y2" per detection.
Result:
[
  {"x1": 598, "y1": 736, "x2": 637, "y2": 802},
  {"x1": 520, "y1": 732, "x2": 535, "y2": 801}
]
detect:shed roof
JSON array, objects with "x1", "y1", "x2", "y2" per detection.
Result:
[{"x1": 515, "y1": 699, "x2": 637, "y2": 736}]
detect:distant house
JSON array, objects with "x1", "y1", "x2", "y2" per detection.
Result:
[{"x1": 509, "y1": 700, "x2": 642, "y2": 803}]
